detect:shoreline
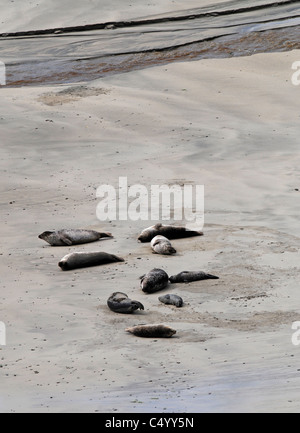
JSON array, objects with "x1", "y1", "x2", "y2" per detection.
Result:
[{"x1": 1, "y1": 1, "x2": 299, "y2": 87}]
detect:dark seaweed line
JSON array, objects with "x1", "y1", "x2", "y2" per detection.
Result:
[
  {"x1": 76, "y1": 33, "x2": 237, "y2": 61},
  {"x1": 4, "y1": 33, "x2": 236, "y2": 66},
  {"x1": 67, "y1": 23, "x2": 300, "y2": 62},
  {"x1": 1, "y1": 0, "x2": 299, "y2": 38}
]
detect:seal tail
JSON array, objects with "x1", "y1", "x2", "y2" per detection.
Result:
[
  {"x1": 99, "y1": 232, "x2": 113, "y2": 238},
  {"x1": 205, "y1": 273, "x2": 219, "y2": 279},
  {"x1": 113, "y1": 255, "x2": 125, "y2": 262}
]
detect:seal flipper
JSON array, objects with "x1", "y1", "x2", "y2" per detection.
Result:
[
  {"x1": 60, "y1": 235, "x2": 73, "y2": 246},
  {"x1": 132, "y1": 301, "x2": 145, "y2": 311}
]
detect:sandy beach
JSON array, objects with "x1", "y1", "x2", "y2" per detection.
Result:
[{"x1": 1, "y1": 0, "x2": 300, "y2": 413}]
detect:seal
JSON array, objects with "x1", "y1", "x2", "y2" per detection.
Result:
[
  {"x1": 151, "y1": 235, "x2": 176, "y2": 255},
  {"x1": 58, "y1": 251, "x2": 124, "y2": 271},
  {"x1": 126, "y1": 324, "x2": 176, "y2": 338},
  {"x1": 169, "y1": 271, "x2": 219, "y2": 283},
  {"x1": 138, "y1": 223, "x2": 203, "y2": 243},
  {"x1": 107, "y1": 292, "x2": 144, "y2": 314},
  {"x1": 158, "y1": 294, "x2": 183, "y2": 308},
  {"x1": 38, "y1": 229, "x2": 112, "y2": 246},
  {"x1": 140, "y1": 268, "x2": 169, "y2": 293}
]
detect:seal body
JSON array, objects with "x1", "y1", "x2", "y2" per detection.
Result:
[
  {"x1": 151, "y1": 235, "x2": 176, "y2": 255},
  {"x1": 140, "y1": 268, "x2": 169, "y2": 293},
  {"x1": 138, "y1": 223, "x2": 203, "y2": 243},
  {"x1": 126, "y1": 324, "x2": 176, "y2": 338},
  {"x1": 58, "y1": 251, "x2": 124, "y2": 271},
  {"x1": 169, "y1": 271, "x2": 219, "y2": 283},
  {"x1": 39, "y1": 229, "x2": 112, "y2": 246},
  {"x1": 159, "y1": 294, "x2": 183, "y2": 307},
  {"x1": 107, "y1": 292, "x2": 144, "y2": 314}
]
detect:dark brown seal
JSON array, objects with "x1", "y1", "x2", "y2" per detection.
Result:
[
  {"x1": 126, "y1": 324, "x2": 176, "y2": 338},
  {"x1": 169, "y1": 271, "x2": 219, "y2": 283},
  {"x1": 138, "y1": 223, "x2": 203, "y2": 243},
  {"x1": 107, "y1": 292, "x2": 144, "y2": 314}
]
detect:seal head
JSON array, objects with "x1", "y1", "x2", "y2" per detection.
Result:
[{"x1": 151, "y1": 235, "x2": 176, "y2": 255}]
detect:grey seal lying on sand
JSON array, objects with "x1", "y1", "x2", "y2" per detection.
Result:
[
  {"x1": 138, "y1": 223, "x2": 203, "y2": 242},
  {"x1": 58, "y1": 251, "x2": 124, "y2": 271},
  {"x1": 39, "y1": 229, "x2": 112, "y2": 246},
  {"x1": 107, "y1": 292, "x2": 144, "y2": 314},
  {"x1": 140, "y1": 268, "x2": 169, "y2": 293},
  {"x1": 169, "y1": 271, "x2": 219, "y2": 283},
  {"x1": 126, "y1": 324, "x2": 176, "y2": 338},
  {"x1": 151, "y1": 235, "x2": 176, "y2": 255},
  {"x1": 158, "y1": 294, "x2": 183, "y2": 307}
]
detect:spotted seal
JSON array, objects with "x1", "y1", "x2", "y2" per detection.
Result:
[
  {"x1": 158, "y1": 294, "x2": 183, "y2": 307},
  {"x1": 169, "y1": 271, "x2": 219, "y2": 283},
  {"x1": 107, "y1": 292, "x2": 144, "y2": 314},
  {"x1": 138, "y1": 223, "x2": 203, "y2": 243},
  {"x1": 151, "y1": 235, "x2": 176, "y2": 255},
  {"x1": 140, "y1": 268, "x2": 169, "y2": 294},
  {"x1": 58, "y1": 251, "x2": 124, "y2": 271},
  {"x1": 126, "y1": 324, "x2": 176, "y2": 338},
  {"x1": 39, "y1": 229, "x2": 112, "y2": 246}
]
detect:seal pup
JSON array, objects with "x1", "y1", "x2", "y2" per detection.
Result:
[
  {"x1": 138, "y1": 223, "x2": 203, "y2": 243},
  {"x1": 140, "y1": 268, "x2": 169, "y2": 293},
  {"x1": 150, "y1": 235, "x2": 176, "y2": 255},
  {"x1": 38, "y1": 229, "x2": 112, "y2": 246},
  {"x1": 169, "y1": 271, "x2": 219, "y2": 283},
  {"x1": 126, "y1": 324, "x2": 176, "y2": 338},
  {"x1": 58, "y1": 251, "x2": 124, "y2": 271},
  {"x1": 158, "y1": 294, "x2": 183, "y2": 308},
  {"x1": 107, "y1": 292, "x2": 144, "y2": 314}
]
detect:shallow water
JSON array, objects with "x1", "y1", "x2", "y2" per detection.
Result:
[{"x1": 1, "y1": 0, "x2": 300, "y2": 86}]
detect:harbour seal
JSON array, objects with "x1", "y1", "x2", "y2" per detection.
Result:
[
  {"x1": 58, "y1": 251, "x2": 124, "y2": 271},
  {"x1": 38, "y1": 229, "x2": 112, "y2": 246},
  {"x1": 140, "y1": 268, "x2": 169, "y2": 294},
  {"x1": 150, "y1": 235, "x2": 176, "y2": 255},
  {"x1": 158, "y1": 294, "x2": 183, "y2": 308},
  {"x1": 107, "y1": 292, "x2": 144, "y2": 314},
  {"x1": 138, "y1": 223, "x2": 203, "y2": 243},
  {"x1": 169, "y1": 271, "x2": 219, "y2": 283},
  {"x1": 126, "y1": 324, "x2": 176, "y2": 338}
]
